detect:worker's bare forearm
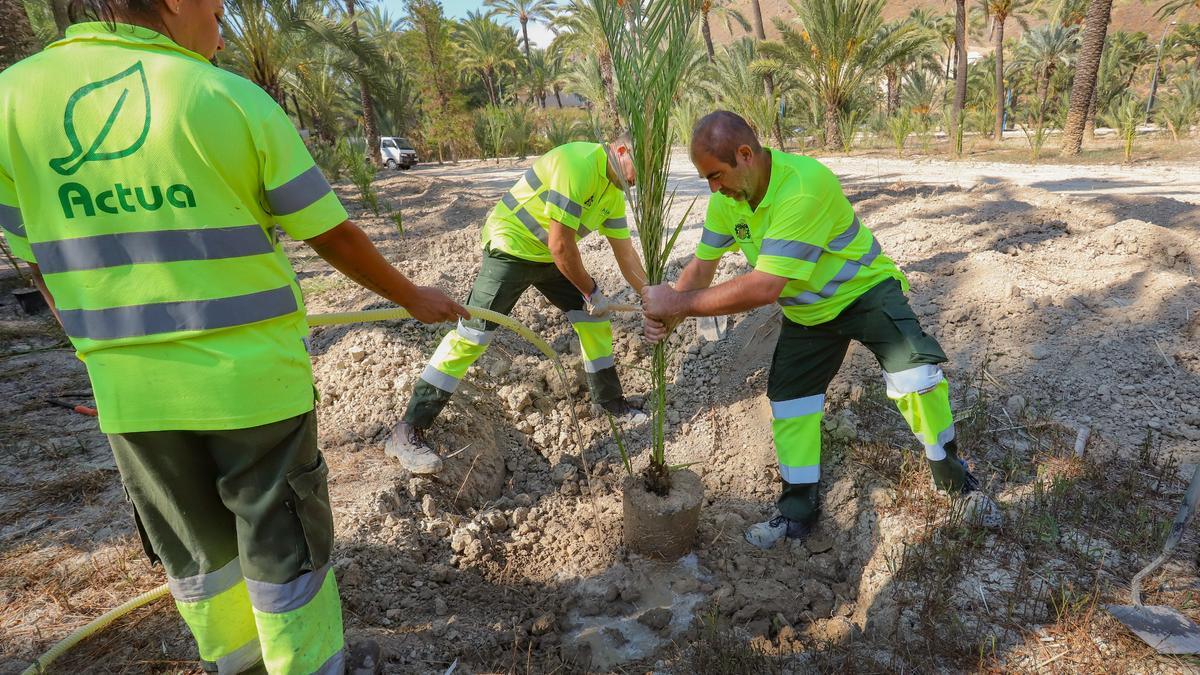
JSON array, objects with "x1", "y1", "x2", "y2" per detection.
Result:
[
  {"x1": 305, "y1": 221, "x2": 418, "y2": 305},
  {"x1": 607, "y1": 236, "x2": 647, "y2": 293},
  {"x1": 29, "y1": 263, "x2": 62, "y2": 325},
  {"x1": 674, "y1": 269, "x2": 787, "y2": 318},
  {"x1": 548, "y1": 222, "x2": 594, "y2": 295}
]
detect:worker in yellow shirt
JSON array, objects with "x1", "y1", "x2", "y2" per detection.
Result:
[
  {"x1": 387, "y1": 139, "x2": 649, "y2": 474},
  {"x1": 642, "y1": 112, "x2": 1000, "y2": 549},
  {"x1": 0, "y1": 3, "x2": 465, "y2": 672}
]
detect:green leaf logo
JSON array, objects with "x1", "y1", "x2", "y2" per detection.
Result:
[{"x1": 49, "y1": 62, "x2": 151, "y2": 177}]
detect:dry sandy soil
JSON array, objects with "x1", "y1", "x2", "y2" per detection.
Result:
[{"x1": 2, "y1": 151, "x2": 1199, "y2": 673}]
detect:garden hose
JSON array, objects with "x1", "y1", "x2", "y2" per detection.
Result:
[
  {"x1": 23, "y1": 305, "x2": 594, "y2": 674},
  {"x1": 21, "y1": 584, "x2": 171, "y2": 675}
]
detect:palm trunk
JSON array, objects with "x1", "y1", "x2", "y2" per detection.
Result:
[
  {"x1": 599, "y1": 49, "x2": 620, "y2": 136},
  {"x1": 750, "y1": 0, "x2": 785, "y2": 150},
  {"x1": 1037, "y1": 65, "x2": 1052, "y2": 130},
  {"x1": 824, "y1": 99, "x2": 842, "y2": 151},
  {"x1": 953, "y1": 0, "x2": 968, "y2": 156},
  {"x1": 521, "y1": 17, "x2": 531, "y2": 63},
  {"x1": 751, "y1": 0, "x2": 766, "y2": 38},
  {"x1": 0, "y1": 0, "x2": 39, "y2": 70},
  {"x1": 993, "y1": 18, "x2": 1005, "y2": 141},
  {"x1": 886, "y1": 69, "x2": 900, "y2": 115},
  {"x1": 291, "y1": 93, "x2": 307, "y2": 131},
  {"x1": 347, "y1": 0, "x2": 380, "y2": 166},
  {"x1": 554, "y1": 86, "x2": 564, "y2": 108},
  {"x1": 701, "y1": 10, "x2": 715, "y2": 61},
  {"x1": 1062, "y1": 0, "x2": 1113, "y2": 155},
  {"x1": 50, "y1": 0, "x2": 70, "y2": 36}
]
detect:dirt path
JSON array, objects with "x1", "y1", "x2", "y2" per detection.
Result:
[{"x1": 2, "y1": 155, "x2": 1198, "y2": 673}]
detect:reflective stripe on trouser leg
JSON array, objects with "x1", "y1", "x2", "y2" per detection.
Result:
[
  {"x1": 421, "y1": 326, "x2": 492, "y2": 394},
  {"x1": 405, "y1": 322, "x2": 495, "y2": 428},
  {"x1": 567, "y1": 311, "x2": 622, "y2": 403},
  {"x1": 771, "y1": 394, "x2": 824, "y2": 522},
  {"x1": 170, "y1": 557, "x2": 262, "y2": 674},
  {"x1": 248, "y1": 565, "x2": 345, "y2": 674},
  {"x1": 883, "y1": 366, "x2": 955, "y2": 461}
]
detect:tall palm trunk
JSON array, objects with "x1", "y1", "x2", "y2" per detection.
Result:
[
  {"x1": 952, "y1": 0, "x2": 968, "y2": 156},
  {"x1": 0, "y1": 0, "x2": 39, "y2": 70},
  {"x1": 1062, "y1": 0, "x2": 1113, "y2": 155},
  {"x1": 347, "y1": 0, "x2": 380, "y2": 166},
  {"x1": 824, "y1": 99, "x2": 842, "y2": 151},
  {"x1": 750, "y1": 0, "x2": 785, "y2": 150},
  {"x1": 993, "y1": 17, "x2": 1006, "y2": 141},
  {"x1": 599, "y1": 49, "x2": 620, "y2": 135},
  {"x1": 554, "y1": 85, "x2": 564, "y2": 108},
  {"x1": 701, "y1": 7, "x2": 715, "y2": 61},
  {"x1": 520, "y1": 16, "x2": 531, "y2": 62}
]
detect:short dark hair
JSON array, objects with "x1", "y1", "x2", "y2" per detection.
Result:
[
  {"x1": 691, "y1": 110, "x2": 762, "y2": 166},
  {"x1": 69, "y1": 0, "x2": 161, "y2": 27}
]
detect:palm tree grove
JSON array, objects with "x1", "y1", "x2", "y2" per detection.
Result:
[{"x1": 2, "y1": 0, "x2": 1200, "y2": 672}]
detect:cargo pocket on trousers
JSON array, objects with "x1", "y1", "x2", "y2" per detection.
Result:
[
  {"x1": 881, "y1": 305, "x2": 947, "y2": 366},
  {"x1": 285, "y1": 453, "x2": 334, "y2": 571},
  {"x1": 123, "y1": 487, "x2": 161, "y2": 566}
]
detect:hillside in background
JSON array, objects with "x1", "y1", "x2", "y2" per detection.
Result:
[{"x1": 708, "y1": 0, "x2": 1200, "y2": 48}]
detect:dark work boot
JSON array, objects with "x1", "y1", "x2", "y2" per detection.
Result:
[{"x1": 928, "y1": 440, "x2": 978, "y2": 493}]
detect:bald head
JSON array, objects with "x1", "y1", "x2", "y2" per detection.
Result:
[{"x1": 691, "y1": 111, "x2": 762, "y2": 166}]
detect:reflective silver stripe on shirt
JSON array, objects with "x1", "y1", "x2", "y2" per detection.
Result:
[
  {"x1": 314, "y1": 649, "x2": 346, "y2": 675},
  {"x1": 583, "y1": 355, "x2": 615, "y2": 373},
  {"x1": 501, "y1": 193, "x2": 549, "y2": 243},
  {"x1": 602, "y1": 217, "x2": 628, "y2": 231},
  {"x1": 168, "y1": 557, "x2": 243, "y2": 603},
  {"x1": 524, "y1": 168, "x2": 543, "y2": 191},
  {"x1": 700, "y1": 228, "x2": 734, "y2": 249},
  {"x1": 828, "y1": 216, "x2": 862, "y2": 251},
  {"x1": 245, "y1": 564, "x2": 330, "y2": 614},
  {"x1": 770, "y1": 393, "x2": 825, "y2": 419},
  {"x1": 544, "y1": 190, "x2": 582, "y2": 218},
  {"x1": 420, "y1": 364, "x2": 461, "y2": 393},
  {"x1": 760, "y1": 238, "x2": 822, "y2": 263},
  {"x1": 0, "y1": 203, "x2": 24, "y2": 237},
  {"x1": 58, "y1": 285, "x2": 298, "y2": 340},
  {"x1": 215, "y1": 638, "x2": 262, "y2": 675},
  {"x1": 32, "y1": 225, "x2": 274, "y2": 274},
  {"x1": 577, "y1": 223, "x2": 592, "y2": 239},
  {"x1": 266, "y1": 165, "x2": 332, "y2": 216},
  {"x1": 777, "y1": 238, "x2": 882, "y2": 307}
]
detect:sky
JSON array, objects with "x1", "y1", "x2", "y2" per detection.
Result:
[{"x1": 376, "y1": 0, "x2": 558, "y2": 51}]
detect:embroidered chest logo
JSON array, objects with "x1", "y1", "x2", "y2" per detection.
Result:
[
  {"x1": 585, "y1": 195, "x2": 595, "y2": 207},
  {"x1": 734, "y1": 222, "x2": 751, "y2": 241}
]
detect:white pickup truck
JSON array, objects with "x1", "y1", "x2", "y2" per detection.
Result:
[{"x1": 380, "y1": 136, "x2": 419, "y2": 170}]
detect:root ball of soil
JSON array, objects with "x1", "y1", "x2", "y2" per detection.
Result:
[{"x1": 623, "y1": 468, "x2": 704, "y2": 560}]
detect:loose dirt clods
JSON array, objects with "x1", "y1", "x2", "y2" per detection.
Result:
[{"x1": 2, "y1": 156, "x2": 1199, "y2": 672}]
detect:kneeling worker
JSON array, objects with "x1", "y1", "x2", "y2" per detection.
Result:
[
  {"x1": 641, "y1": 111, "x2": 999, "y2": 549},
  {"x1": 388, "y1": 137, "x2": 650, "y2": 474}
]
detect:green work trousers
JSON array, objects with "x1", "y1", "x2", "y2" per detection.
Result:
[
  {"x1": 404, "y1": 246, "x2": 623, "y2": 429},
  {"x1": 108, "y1": 411, "x2": 344, "y2": 674},
  {"x1": 768, "y1": 278, "x2": 969, "y2": 523}
]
